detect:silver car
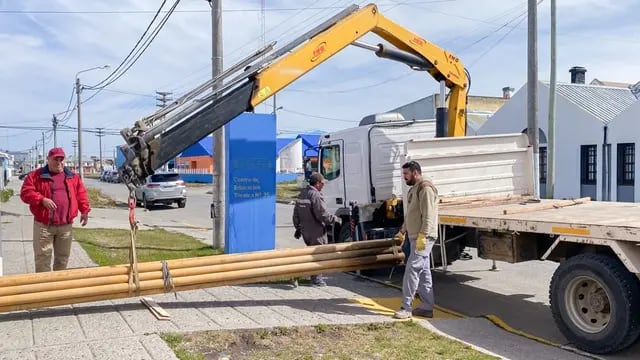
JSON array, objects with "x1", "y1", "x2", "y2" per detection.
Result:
[{"x1": 135, "y1": 172, "x2": 187, "y2": 209}]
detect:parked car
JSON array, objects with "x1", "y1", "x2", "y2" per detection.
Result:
[
  {"x1": 134, "y1": 172, "x2": 187, "y2": 209},
  {"x1": 99, "y1": 169, "x2": 111, "y2": 182},
  {"x1": 108, "y1": 170, "x2": 121, "y2": 183}
]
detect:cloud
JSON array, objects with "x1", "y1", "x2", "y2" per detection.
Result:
[{"x1": 1, "y1": 0, "x2": 639, "y2": 159}]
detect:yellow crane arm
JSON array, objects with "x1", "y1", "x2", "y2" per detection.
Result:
[
  {"x1": 119, "y1": 3, "x2": 469, "y2": 188},
  {"x1": 250, "y1": 3, "x2": 468, "y2": 136}
]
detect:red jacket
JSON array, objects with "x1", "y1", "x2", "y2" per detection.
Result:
[{"x1": 20, "y1": 166, "x2": 91, "y2": 225}]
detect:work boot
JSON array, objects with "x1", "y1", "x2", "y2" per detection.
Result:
[
  {"x1": 412, "y1": 308, "x2": 433, "y2": 318},
  {"x1": 311, "y1": 280, "x2": 327, "y2": 287},
  {"x1": 393, "y1": 309, "x2": 412, "y2": 319}
]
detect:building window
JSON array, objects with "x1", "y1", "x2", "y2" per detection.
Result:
[
  {"x1": 320, "y1": 145, "x2": 341, "y2": 181},
  {"x1": 580, "y1": 145, "x2": 597, "y2": 185},
  {"x1": 617, "y1": 143, "x2": 635, "y2": 186},
  {"x1": 539, "y1": 147, "x2": 547, "y2": 184}
]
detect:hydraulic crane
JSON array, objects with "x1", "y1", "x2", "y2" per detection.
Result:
[{"x1": 118, "y1": 3, "x2": 469, "y2": 190}]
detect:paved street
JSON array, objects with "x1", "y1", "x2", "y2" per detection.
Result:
[{"x1": 83, "y1": 179, "x2": 301, "y2": 249}]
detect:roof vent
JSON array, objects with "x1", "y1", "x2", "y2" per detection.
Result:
[
  {"x1": 359, "y1": 112, "x2": 406, "y2": 126},
  {"x1": 569, "y1": 66, "x2": 587, "y2": 84}
]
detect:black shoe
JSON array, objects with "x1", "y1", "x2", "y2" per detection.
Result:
[{"x1": 412, "y1": 309, "x2": 433, "y2": 318}]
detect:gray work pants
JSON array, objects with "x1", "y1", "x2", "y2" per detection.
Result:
[
  {"x1": 303, "y1": 234, "x2": 328, "y2": 284},
  {"x1": 401, "y1": 237, "x2": 435, "y2": 311}
]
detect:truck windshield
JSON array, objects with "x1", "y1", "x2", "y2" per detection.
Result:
[{"x1": 320, "y1": 145, "x2": 341, "y2": 181}]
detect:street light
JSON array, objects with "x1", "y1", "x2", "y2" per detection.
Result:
[{"x1": 75, "y1": 64, "x2": 109, "y2": 180}]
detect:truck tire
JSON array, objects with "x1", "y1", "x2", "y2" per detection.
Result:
[{"x1": 549, "y1": 253, "x2": 640, "y2": 354}]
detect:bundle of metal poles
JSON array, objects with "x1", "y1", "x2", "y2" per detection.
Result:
[{"x1": 0, "y1": 239, "x2": 403, "y2": 313}]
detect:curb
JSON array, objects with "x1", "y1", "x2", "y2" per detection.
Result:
[{"x1": 418, "y1": 320, "x2": 509, "y2": 359}]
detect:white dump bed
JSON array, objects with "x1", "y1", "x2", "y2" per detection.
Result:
[
  {"x1": 403, "y1": 133, "x2": 534, "y2": 200},
  {"x1": 403, "y1": 133, "x2": 640, "y2": 242}
]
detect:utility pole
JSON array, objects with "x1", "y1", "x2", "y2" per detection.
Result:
[
  {"x1": 156, "y1": 91, "x2": 174, "y2": 171},
  {"x1": 42, "y1": 132, "x2": 46, "y2": 164},
  {"x1": 96, "y1": 128, "x2": 105, "y2": 172},
  {"x1": 528, "y1": 0, "x2": 540, "y2": 199},
  {"x1": 209, "y1": 0, "x2": 225, "y2": 250},
  {"x1": 156, "y1": 91, "x2": 173, "y2": 108},
  {"x1": 52, "y1": 114, "x2": 59, "y2": 147},
  {"x1": 75, "y1": 77, "x2": 84, "y2": 180},
  {"x1": 34, "y1": 141, "x2": 39, "y2": 167},
  {"x1": 72, "y1": 140, "x2": 78, "y2": 172},
  {"x1": 547, "y1": 0, "x2": 556, "y2": 199}
]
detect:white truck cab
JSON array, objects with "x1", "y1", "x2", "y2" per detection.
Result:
[{"x1": 314, "y1": 112, "x2": 437, "y2": 243}]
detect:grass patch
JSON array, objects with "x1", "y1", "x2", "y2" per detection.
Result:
[
  {"x1": 1, "y1": 188, "x2": 14, "y2": 203},
  {"x1": 86, "y1": 187, "x2": 118, "y2": 208},
  {"x1": 73, "y1": 227, "x2": 222, "y2": 266},
  {"x1": 161, "y1": 322, "x2": 498, "y2": 360},
  {"x1": 85, "y1": 174, "x2": 101, "y2": 180},
  {"x1": 276, "y1": 181, "x2": 300, "y2": 203}
]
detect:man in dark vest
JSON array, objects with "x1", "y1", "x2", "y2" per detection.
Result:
[{"x1": 292, "y1": 172, "x2": 341, "y2": 286}]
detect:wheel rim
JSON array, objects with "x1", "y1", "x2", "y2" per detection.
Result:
[{"x1": 564, "y1": 275, "x2": 612, "y2": 334}]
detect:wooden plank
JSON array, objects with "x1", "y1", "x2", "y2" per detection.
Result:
[
  {"x1": 140, "y1": 297, "x2": 171, "y2": 320},
  {"x1": 502, "y1": 197, "x2": 591, "y2": 215},
  {"x1": 440, "y1": 193, "x2": 530, "y2": 204}
]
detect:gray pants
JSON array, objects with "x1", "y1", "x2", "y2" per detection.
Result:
[
  {"x1": 401, "y1": 238, "x2": 435, "y2": 311},
  {"x1": 303, "y1": 234, "x2": 328, "y2": 284}
]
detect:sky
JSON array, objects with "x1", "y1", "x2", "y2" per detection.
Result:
[{"x1": 1, "y1": 0, "x2": 639, "y2": 161}]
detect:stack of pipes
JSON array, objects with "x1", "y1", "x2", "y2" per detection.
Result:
[{"x1": 0, "y1": 239, "x2": 403, "y2": 313}]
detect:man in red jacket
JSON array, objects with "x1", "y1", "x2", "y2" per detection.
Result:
[{"x1": 20, "y1": 147, "x2": 91, "y2": 272}]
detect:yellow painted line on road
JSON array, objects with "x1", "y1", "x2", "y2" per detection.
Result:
[
  {"x1": 351, "y1": 297, "x2": 461, "y2": 320},
  {"x1": 181, "y1": 222, "x2": 211, "y2": 231},
  {"x1": 484, "y1": 314, "x2": 561, "y2": 347}
]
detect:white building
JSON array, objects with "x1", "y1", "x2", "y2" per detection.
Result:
[
  {"x1": 275, "y1": 134, "x2": 320, "y2": 174},
  {"x1": 276, "y1": 138, "x2": 301, "y2": 173},
  {"x1": 609, "y1": 100, "x2": 640, "y2": 202},
  {"x1": 478, "y1": 67, "x2": 637, "y2": 200},
  {"x1": 0, "y1": 151, "x2": 12, "y2": 190}
]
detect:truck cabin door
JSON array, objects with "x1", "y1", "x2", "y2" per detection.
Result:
[{"x1": 319, "y1": 141, "x2": 346, "y2": 207}]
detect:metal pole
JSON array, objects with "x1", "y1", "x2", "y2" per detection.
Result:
[
  {"x1": 52, "y1": 114, "x2": 58, "y2": 147},
  {"x1": 436, "y1": 80, "x2": 448, "y2": 138},
  {"x1": 547, "y1": 0, "x2": 556, "y2": 199},
  {"x1": 76, "y1": 77, "x2": 83, "y2": 180},
  {"x1": 97, "y1": 128, "x2": 104, "y2": 172},
  {"x1": 210, "y1": 0, "x2": 225, "y2": 250},
  {"x1": 42, "y1": 132, "x2": 46, "y2": 164},
  {"x1": 528, "y1": 0, "x2": 540, "y2": 199}
]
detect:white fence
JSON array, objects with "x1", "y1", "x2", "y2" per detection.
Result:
[{"x1": 175, "y1": 168, "x2": 212, "y2": 175}]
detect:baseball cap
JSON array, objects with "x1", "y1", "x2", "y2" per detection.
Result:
[{"x1": 48, "y1": 147, "x2": 66, "y2": 158}]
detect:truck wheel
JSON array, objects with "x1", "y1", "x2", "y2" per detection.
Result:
[
  {"x1": 549, "y1": 253, "x2": 640, "y2": 354},
  {"x1": 177, "y1": 199, "x2": 186, "y2": 208}
]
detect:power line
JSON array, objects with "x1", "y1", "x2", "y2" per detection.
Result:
[
  {"x1": 0, "y1": 2, "x2": 455, "y2": 15},
  {"x1": 88, "y1": 0, "x2": 169, "y2": 90},
  {"x1": 280, "y1": 108, "x2": 358, "y2": 123},
  {"x1": 82, "y1": 0, "x2": 181, "y2": 106}
]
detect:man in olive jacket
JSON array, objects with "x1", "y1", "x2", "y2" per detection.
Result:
[
  {"x1": 393, "y1": 160, "x2": 439, "y2": 319},
  {"x1": 292, "y1": 172, "x2": 341, "y2": 286}
]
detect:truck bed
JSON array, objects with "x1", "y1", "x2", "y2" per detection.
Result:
[{"x1": 439, "y1": 199, "x2": 640, "y2": 242}]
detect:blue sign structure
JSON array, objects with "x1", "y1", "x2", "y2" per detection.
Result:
[{"x1": 224, "y1": 112, "x2": 276, "y2": 253}]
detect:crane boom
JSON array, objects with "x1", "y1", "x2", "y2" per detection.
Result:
[{"x1": 118, "y1": 3, "x2": 469, "y2": 190}]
